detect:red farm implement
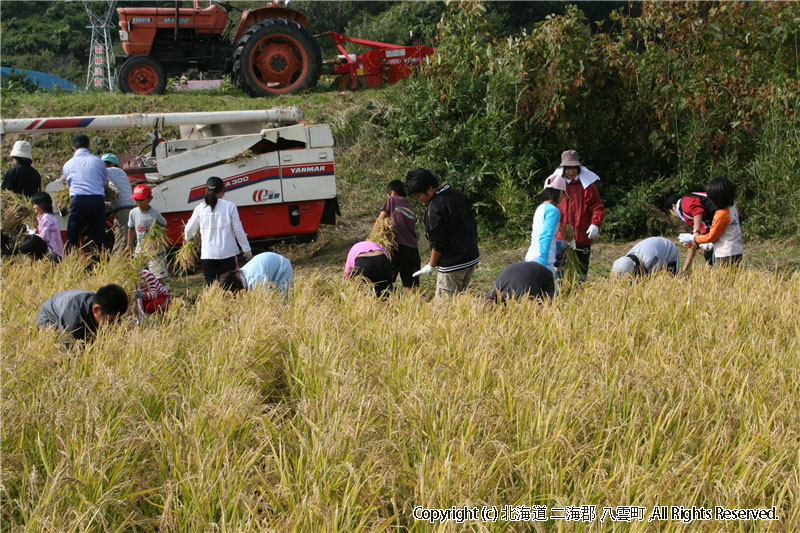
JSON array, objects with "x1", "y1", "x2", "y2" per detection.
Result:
[{"x1": 324, "y1": 31, "x2": 434, "y2": 90}]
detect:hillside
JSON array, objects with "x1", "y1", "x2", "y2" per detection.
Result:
[
  {"x1": 2, "y1": 87, "x2": 798, "y2": 288},
  {"x1": 3, "y1": 67, "x2": 800, "y2": 533}
]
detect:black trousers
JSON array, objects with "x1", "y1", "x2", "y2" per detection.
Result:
[
  {"x1": 391, "y1": 244, "x2": 421, "y2": 288},
  {"x1": 715, "y1": 254, "x2": 742, "y2": 267},
  {"x1": 351, "y1": 254, "x2": 393, "y2": 296},
  {"x1": 202, "y1": 256, "x2": 238, "y2": 285}
]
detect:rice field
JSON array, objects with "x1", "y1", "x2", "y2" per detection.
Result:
[{"x1": 1, "y1": 250, "x2": 799, "y2": 531}]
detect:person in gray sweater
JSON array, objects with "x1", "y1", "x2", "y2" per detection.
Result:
[
  {"x1": 610, "y1": 237, "x2": 680, "y2": 276},
  {"x1": 36, "y1": 284, "x2": 128, "y2": 343}
]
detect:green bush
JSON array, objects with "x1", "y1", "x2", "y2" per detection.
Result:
[
  {"x1": 0, "y1": 70, "x2": 40, "y2": 93},
  {"x1": 732, "y1": 101, "x2": 800, "y2": 239},
  {"x1": 387, "y1": 1, "x2": 800, "y2": 240}
]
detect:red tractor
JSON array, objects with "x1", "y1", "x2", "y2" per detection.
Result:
[{"x1": 116, "y1": 0, "x2": 321, "y2": 96}]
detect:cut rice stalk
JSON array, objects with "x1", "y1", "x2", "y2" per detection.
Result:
[
  {"x1": 368, "y1": 216, "x2": 398, "y2": 257},
  {"x1": 0, "y1": 190, "x2": 37, "y2": 233},
  {"x1": 52, "y1": 185, "x2": 72, "y2": 214},
  {"x1": 172, "y1": 238, "x2": 199, "y2": 275}
]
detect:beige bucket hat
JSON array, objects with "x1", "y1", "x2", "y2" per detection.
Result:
[
  {"x1": 560, "y1": 149, "x2": 580, "y2": 167},
  {"x1": 10, "y1": 140, "x2": 32, "y2": 160}
]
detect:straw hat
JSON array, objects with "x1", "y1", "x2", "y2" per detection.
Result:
[{"x1": 10, "y1": 141, "x2": 32, "y2": 160}]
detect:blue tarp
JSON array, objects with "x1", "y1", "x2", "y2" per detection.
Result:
[{"x1": 0, "y1": 67, "x2": 83, "y2": 91}]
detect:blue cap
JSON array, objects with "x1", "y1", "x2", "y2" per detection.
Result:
[{"x1": 101, "y1": 153, "x2": 120, "y2": 166}]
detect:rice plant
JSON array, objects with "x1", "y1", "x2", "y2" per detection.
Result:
[
  {"x1": 2, "y1": 253, "x2": 798, "y2": 530},
  {"x1": 51, "y1": 185, "x2": 71, "y2": 214},
  {"x1": 139, "y1": 223, "x2": 170, "y2": 258}
]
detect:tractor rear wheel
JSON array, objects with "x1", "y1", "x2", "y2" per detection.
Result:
[
  {"x1": 119, "y1": 56, "x2": 166, "y2": 95},
  {"x1": 231, "y1": 19, "x2": 321, "y2": 96}
]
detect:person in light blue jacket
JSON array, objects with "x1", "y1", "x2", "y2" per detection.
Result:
[
  {"x1": 525, "y1": 174, "x2": 569, "y2": 272},
  {"x1": 217, "y1": 252, "x2": 293, "y2": 296}
]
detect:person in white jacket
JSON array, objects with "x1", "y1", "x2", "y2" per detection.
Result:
[{"x1": 184, "y1": 176, "x2": 252, "y2": 285}]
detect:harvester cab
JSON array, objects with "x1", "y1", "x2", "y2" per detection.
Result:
[
  {"x1": 1, "y1": 107, "x2": 339, "y2": 247},
  {"x1": 116, "y1": 0, "x2": 321, "y2": 96}
]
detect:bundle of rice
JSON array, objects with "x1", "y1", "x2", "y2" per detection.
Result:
[
  {"x1": 367, "y1": 216, "x2": 397, "y2": 256},
  {"x1": 52, "y1": 186, "x2": 72, "y2": 213},
  {"x1": 171, "y1": 238, "x2": 199, "y2": 274},
  {"x1": 104, "y1": 182, "x2": 118, "y2": 202},
  {"x1": 558, "y1": 224, "x2": 587, "y2": 293},
  {"x1": 0, "y1": 190, "x2": 37, "y2": 233},
  {"x1": 139, "y1": 223, "x2": 170, "y2": 258}
]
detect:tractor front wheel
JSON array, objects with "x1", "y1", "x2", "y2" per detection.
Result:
[
  {"x1": 119, "y1": 56, "x2": 166, "y2": 95},
  {"x1": 231, "y1": 19, "x2": 321, "y2": 96}
]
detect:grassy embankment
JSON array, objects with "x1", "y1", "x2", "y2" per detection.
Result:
[
  {"x1": 3, "y1": 89, "x2": 798, "y2": 289},
  {"x1": 2, "y1": 89, "x2": 800, "y2": 530}
]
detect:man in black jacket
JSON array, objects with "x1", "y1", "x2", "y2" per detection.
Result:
[{"x1": 405, "y1": 167, "x2": 479, "y2": 298}]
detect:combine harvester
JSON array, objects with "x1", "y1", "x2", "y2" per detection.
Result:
[{"x1": 1, "y1": 107, "x2": 338, "y2": 246}]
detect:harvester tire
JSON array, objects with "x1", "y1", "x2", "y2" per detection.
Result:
[
  {"x1": 231, "y1": 19, "x2": 321, "y2": 96},
  {"x1": 118, "y1": 56, "x2": 167, "y2": 95}
]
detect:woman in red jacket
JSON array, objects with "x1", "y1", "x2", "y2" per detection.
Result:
[{"x1": 552, "y1": 150, "x2": 605, "y2": 280}]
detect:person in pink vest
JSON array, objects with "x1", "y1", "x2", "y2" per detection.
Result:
[
  {"x1": 344, "y1": 240, "x2": 393, "y2": 297},
  {"x1": 551, "y1": 150, "x2": 605, "y2": 280}
]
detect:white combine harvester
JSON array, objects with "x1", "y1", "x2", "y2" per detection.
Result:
[{"x1": 1, "y1": 107, "x2": 338, "y2": 246}]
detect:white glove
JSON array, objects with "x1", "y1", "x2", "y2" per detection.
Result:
[
  {"x1": 243, "y1": 250, "x2": 253, "y2": 261},
  {"x1": 25, "y1": 225, "x2": 37, "y2": 235},
  {"x1": 678, "y1": 233, "x2": 695, "y2": 245},
  {"x1": 698, "y1": 242, "x2": 713, "y2": 252},
  {"x1": 412, "y1": 263, "x2": 435, "y2": 277},
  {"x1": 567, "y1": 239, "x2": 577, "y2": 250},
  {"x1": 586, "y1": 224, "x2": 599, "y2": 240}
]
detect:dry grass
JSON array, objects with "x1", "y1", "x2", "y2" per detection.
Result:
[
  {"x1": 224, "y1": 149, "x2": 255, "y2": 164},
  {"x1": 2, "y1": 252, "x2": 799, "y2": 530}
]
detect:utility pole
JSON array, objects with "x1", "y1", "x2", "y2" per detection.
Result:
[{"x1": 83, "y1": 0, "x2": 118, "y2": 91}]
